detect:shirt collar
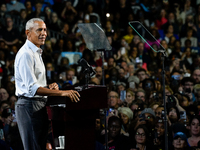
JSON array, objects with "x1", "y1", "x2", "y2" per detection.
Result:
[{"x1": 26, "y1": 39, "x2": 43, "y2": 54}]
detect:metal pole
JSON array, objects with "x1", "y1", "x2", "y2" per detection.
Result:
[
  {"x1": 101, "y1": 51, "x2": 105, "y2": 86},
  {"x1": 100, "y1": 50, "x2": 108, "y2": 150},
  {"x1": 161, "y1": 54, "x2": 168, "y2": 150}
]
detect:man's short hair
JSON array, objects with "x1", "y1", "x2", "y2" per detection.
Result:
[
  {"x1": 136, "y1": 88, "x2": 146, "y2": 95},
  {"x1": 135, "y1": 68, "x2": 146, "y2": 75},
  {"x1": 127, "y1": 62, "x2": 134, "y2": 67},
  {"x1": 26, "y1": 18, "x2": 44, "y2": 31},
  {"x1": 108, "y1": 116, "x2": 122, "y2": 127},
  {"x1": 67, "y1": 68, "x2": 75, "y2": 73},
  {"x1": 108, "y1": 91, "x2": 119, "y2": 98}
]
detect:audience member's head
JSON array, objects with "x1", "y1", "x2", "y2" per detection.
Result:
[
  {"x1": 108, "y1": 116, "x2": 122, "y2": 139},
  {"x1": 0, "y1": 88, "x2": 9, "y2": 102},
  {"x1": 108, "y1": 91, "x2": 119, "y2": 109},
  {"x1": 136, "y1": 68, "x2": 147, "y2": 82}
]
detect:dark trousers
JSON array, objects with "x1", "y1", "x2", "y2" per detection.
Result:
[{"x1": 15, "y1": 97, "x2": 49, "y2": 150}]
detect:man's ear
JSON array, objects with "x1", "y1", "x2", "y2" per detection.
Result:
[{"x1": 25, "y1": 30, "x2": 30, "y2": 38}]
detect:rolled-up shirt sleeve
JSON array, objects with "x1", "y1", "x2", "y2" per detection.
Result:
[{"x1": 18, "y1": 52, "x2": 40, "y2": 97}]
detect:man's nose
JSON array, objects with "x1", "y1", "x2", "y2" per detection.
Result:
[{"x1": 41, "y1": 29, "x2": 47, "y2": 35}]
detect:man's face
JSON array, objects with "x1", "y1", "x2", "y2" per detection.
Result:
[
  {"x1": 155, "y1": 107, "x2": 164, "y2": 118},
  {"x1": 155, "y1": 122, "x2": 165, "y2": 137},
  {"x1": 108, "y1": 92, "x2": 118, "y2": 108},
  {"x1": 118, "y1": 69, "x2": 125, "y2": 78},
  {"x1": 46, "y1": 63, "x2": 53, "y2": 71},
  {"x1": 95, "y1": 67, "x2": 102, "y2": 80},
  {"x1": 137, "y1": 71, "x2": 146, "y2": 81},
  {"x1": 168, "y1": 13, "x2": 175, "y2": 23},
  {"x1": 128, "y1": 65, "x2": 134, "y2": 74},
  {"x1": 192, "y1": 69, "x2": 200, "y2": 83},
  {"x1": 136, "y1": 92, "x2": 145, "y2": 102},
  {"x1": 26, "y1": 21, "x2": 47, "y2": 48},
  {"x1": 52, "y1": 13, "x2": 58, "y2": 23},
  {"x1": 108, "y1": 58, "x2": 114, "y2": 67},
  {"x1": 6, "y1": 18, "x2": 13, "y2": 28},
  {"x1": 66, "y1": 70, "x2": 75, "y2": 81},
  {"x1": 0, "y1": 88, "x2": 9, "y2": 101},
  {"x1": 108, "y1": 120, "x2": 121, "y2": 138},
  {"x1": 183, "y1": 81, "x2": 194, "y2": 93},
  {"x1": 121, "y1": 62, "x2": 128, "y2": 71},
  {"x1": 35, "y1": 3, "x2": 42, "y2": 12}
]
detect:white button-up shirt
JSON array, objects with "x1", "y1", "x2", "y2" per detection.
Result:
[{"x1": 14, "y1": 40, "x2": 47, "y2": 98}]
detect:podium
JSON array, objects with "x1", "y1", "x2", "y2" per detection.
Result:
[{"x1": 46, "y1": 85, "x2": 107, "y2": 150}]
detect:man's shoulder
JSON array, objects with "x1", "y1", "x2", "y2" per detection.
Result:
[{"x1": 16, "y1": 43, "x2": 33, "y2": 58}]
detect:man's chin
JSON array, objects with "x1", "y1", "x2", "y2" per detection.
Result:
[{"x1": 40, "y1": 41, "x2": 45, "y2": 45}]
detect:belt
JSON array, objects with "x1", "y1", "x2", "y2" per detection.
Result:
[{"x1": 18, "y1": 96, "x2": 47, "y2": 101}]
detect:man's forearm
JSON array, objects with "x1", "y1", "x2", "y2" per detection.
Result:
[{"x1": 36, "y1": 87, "x2": 62, "y2": 96}]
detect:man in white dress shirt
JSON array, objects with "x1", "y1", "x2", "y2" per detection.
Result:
[{"x1": 14, "y1": 18, "x2": 80, "y2": 150}]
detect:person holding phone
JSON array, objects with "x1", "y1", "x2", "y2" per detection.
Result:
[
  {"x1": 132, "y1": 108, "x2": 156, "y2": 141},
  {"x1": 14, "y1": 18, "x2": 80, "y2": 150},
  {"x1": 181, "y1": 77, "x2": 195, "y2": 103},
  {"x1": 1, "y1": 108, "x2": 24, "y2": 149},
  {"x1": 153, "y1": 118, "x2": 165, "y2": 150}
]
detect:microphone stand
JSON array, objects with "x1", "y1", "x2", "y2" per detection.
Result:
[
  {"x1": 84, "y1": 72, "x2": 89, "y2": 89},
  {"x1": 158, "y1": 50, "x2": 168, "y2": 150},
  {"x1": 82, "y1": 68, "x2": 90, "y2": 90},
  {"x1": 98, "y1": 49, "x2": 108, "y2": 150}
]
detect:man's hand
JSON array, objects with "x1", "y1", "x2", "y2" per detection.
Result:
[
  {"x1": 49, "y1": 83, "x2": 59, "y2": 90},
  {"x1": 134, "y1": 118, "x2": 146, "y2": 130},
  {"x1": 5, "y1": 115, "x2": 14, "y2": 125},
  {"x1": 61, "y1": 90, "x2": 80, "y2": 102}
]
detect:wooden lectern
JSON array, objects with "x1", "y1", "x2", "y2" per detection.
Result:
[{"x1": 46, "y1": 85, "x2": 107, "y2": 150}]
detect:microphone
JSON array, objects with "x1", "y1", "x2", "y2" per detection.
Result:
[
  {"x1": 158, "y1": 49, "x2": 168, "y2": 57},
  {"x1": 78, "y1": 58, "x2": 91, "y2": 69},
  {"x1": 78, "y1": 58, "x2": 96, "y2": 77}
]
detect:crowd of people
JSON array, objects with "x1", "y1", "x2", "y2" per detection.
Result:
[{"x1": 1, "y1": 0, "x2": 200, "y2": 149}]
